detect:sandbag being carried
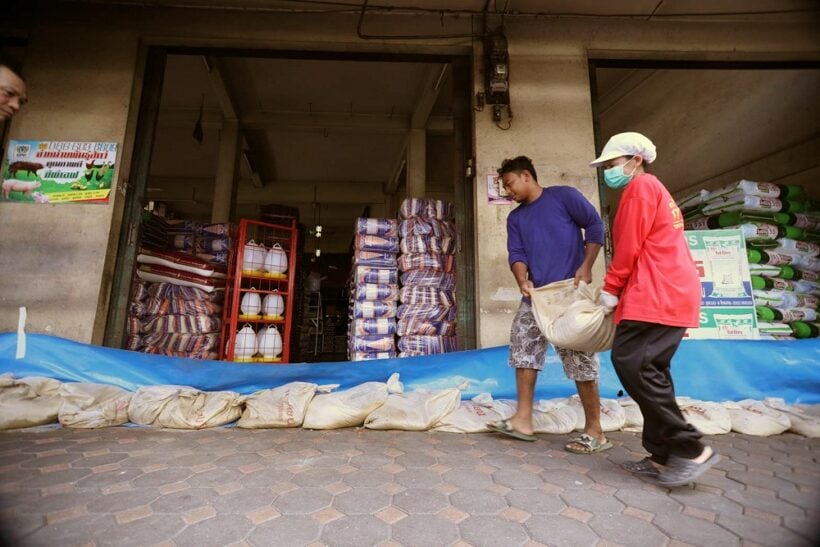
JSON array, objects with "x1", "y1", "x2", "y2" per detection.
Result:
[
  {"x1": 303, "y1": 374, "x2": 402, "y2": 430},
  {"x1": 365, "y1": 388, "x2": 460, "y2": 431},
  {"x1": 724, "y1": 399, "x2": 791, "y2": 436},
  {"x1": 763, "y1": 398, "x2": 820, "y2": 438},
  {"x1": 238, "y1": 382, "x2": 328, "y2": 429},
  {"x1": 564, "y1": 395, "x2": 625, "y2": 432},
  {"x1": 129, "y1": 385, "x2": 244, "y2": 429},
  {"x1": 433, "y1": 393, "x2": 501, "y2": 433},
  {"x1": 529, "y1": 279, "x2": 615, "y2": 353},
  {"x1": 0, "y1": 374, "x2": 63, "y2": 430},
  {"x1": 677, "y1": 397, "x2": 732, "y2": 435},
  {"x1": 59, "y1": 383, "x2": 132, "y2": 428}
]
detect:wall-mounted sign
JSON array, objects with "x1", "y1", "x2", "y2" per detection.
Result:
[
  {"x1": 486, "y1": 173, "x2": 513, "y2": 205},
  {"x1": 685, "y1": 229, "x2": 759, "y2": 340},
  {"x1": 2, "y1": 140, "x2": 117, "y2": 204}
]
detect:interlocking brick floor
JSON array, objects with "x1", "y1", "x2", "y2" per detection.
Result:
[{"x1": 0, "y1": 427, "x2": 816, "y2": 546}]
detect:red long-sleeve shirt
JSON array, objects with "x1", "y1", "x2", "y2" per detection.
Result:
[{"x1": 604, "y1": 173, "x2": 701, "y2": 328}]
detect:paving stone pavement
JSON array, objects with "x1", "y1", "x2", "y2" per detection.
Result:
[{"x1": 0, "y1": 427, "x2": 817, "y2": 546}]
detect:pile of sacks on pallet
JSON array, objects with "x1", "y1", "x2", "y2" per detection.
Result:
[{"x1": 1, "y1": 373, "x2": 817, "y2": 437}]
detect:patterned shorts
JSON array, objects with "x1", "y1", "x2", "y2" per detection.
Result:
[{"x1": 508, "y1": 301, "x2": 600, "y2": 382}]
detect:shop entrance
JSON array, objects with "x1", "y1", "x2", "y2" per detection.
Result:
[{"x1": 104, "y1": 47, "x2": 476, "y2": 362}]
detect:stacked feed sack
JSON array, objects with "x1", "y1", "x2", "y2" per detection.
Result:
[
  {"x1": 348, "y1": 218, "x2": 400, "y2": 361},
  {"x1": 680, "y1": 180, "x2": 819, "y2": 340},
  {"x1": 397, "y1": 198, "x2": 458, "y2": 357}
]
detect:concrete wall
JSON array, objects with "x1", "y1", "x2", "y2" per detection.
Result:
[{"x1": 1, "y1": 3, "x2": 818, "y2": 346}]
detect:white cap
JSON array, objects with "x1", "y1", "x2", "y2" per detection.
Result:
[{"x1": 589, "y1": 132, "x2": 657, "y2": 167}]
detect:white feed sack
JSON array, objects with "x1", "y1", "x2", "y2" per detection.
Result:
[
  {"x1": 530, "y1": 280, "x2": 615, "y2": 353},
  {"x1": 238, "y1": 382, "x2": 330, "y2": 429},
  {"x1": 155, "y1": 388, "x2": 245, "y2": 429},
  {"x1": 0, "y1": 374, "x2": 63, "y2": 430},
  {"x1": 676, "y1": 397, "x2": 732, "y2": 435},
  {"x1": 365, "y1": 388, "x2": 461, "y2": 431},
  {"x1": 531, "y1": 399, "x2": 578, "y2": 434},
  {"x1": 59, "y1": 383, "x2": 132, "y2": 428},
  {"x1": 433, "y1": 401, "x2": 501, "y2": 434},
  {"x1": 724, "y1": 399, "x2": 791, "y2": 436},
  {"x1": 619, "y1": 397, "x2": 643, "y2": 432},
  {"x1": 764, "y1": 398, "x2": 820, "y2": 438},
  {"x1": 303, "y1": 373, "x2": 403, "y2": 430},
  {"x1": 128, "y1": 385, "x2": 189, "y2": 425},
  {"x1": 564, "y1": 395, "x2": 626, "y2": 432}
]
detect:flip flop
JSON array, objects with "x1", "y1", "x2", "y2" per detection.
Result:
[
  {"x1": 657, "y1": 450, "x2": 721, "y2": 488},
  {"x1": 487, "y1": 419, "x2": 537, "y2": 442},
  {"x1": 564, "y1": 433, "x2": 613, "y2": 454},
  {"x1": 622, "y1": 458, "x2": 661, "y2": 478}
]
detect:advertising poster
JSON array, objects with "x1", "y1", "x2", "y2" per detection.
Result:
[
  {"x1": 685, "y1": 229, "x2": 759, "y2": 340},
  {"x1": 486, "y1": 173, "x2": 513, "y2": 205},
  {"x1": 2, "y1": 140, "x2": 117, "y2": 204}
]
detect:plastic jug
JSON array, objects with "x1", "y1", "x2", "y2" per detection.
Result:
[
  {"x1": 234, "y1": 324, "x2": 257, "y2": 360},
  {"x1": 242, "y1": 240, "x2": 267, "y2": 273},
  {"x1": 262, "y1": 291, "x2": 284, "y2": 319},
  {"x1": 256, "y1": 325, "x2": 283, "y2": 360},
  {"x1": 240, "y1": 290, "x2": 262, "y2": 317},
  {"x1": 264, "y1": 243, "x2": 288, "y2": 275}
]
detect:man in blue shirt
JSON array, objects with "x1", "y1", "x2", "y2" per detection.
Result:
[{"x1": 489, "y1": 156, "x2": 610, "y2": 453}]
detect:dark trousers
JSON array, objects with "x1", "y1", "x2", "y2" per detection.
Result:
[{"x1": 611, "y1": 320, "x2": 703, "y2": 461}]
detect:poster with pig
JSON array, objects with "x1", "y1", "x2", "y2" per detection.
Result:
[{"x1": 2, "y1": 140, "x2": 117, "y2": 204}]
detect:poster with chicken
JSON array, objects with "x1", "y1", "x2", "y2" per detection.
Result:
[{"x1": 1, "y1": 140, "x2": 117, "y2": 203}]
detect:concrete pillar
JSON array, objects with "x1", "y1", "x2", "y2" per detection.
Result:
[
  {"x1": 406, "y1": 128, "x2": 426, "y2": 198},
  {"x1": 211, "y1": 119, "x2": 240, "y2": 223}
]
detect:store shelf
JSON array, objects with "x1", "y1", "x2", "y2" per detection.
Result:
[{"x1": 220, "y1": 219, "x2": 299, "y2": 363}]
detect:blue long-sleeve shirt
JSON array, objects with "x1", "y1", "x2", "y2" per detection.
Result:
[{"x1": 507, "y1": 186, "x2": 604, "y2": 293}]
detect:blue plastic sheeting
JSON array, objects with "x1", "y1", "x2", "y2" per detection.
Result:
[{"x1": 0, "y1": 333, "x2": 818, "y2": 404}]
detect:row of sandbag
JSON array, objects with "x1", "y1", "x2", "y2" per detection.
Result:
[{"x1": 2, "y1": 373, "x2": 817, "y2": 437}]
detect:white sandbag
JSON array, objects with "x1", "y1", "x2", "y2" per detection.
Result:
[
  {"x1": 677, "y1": 397, "x2": 732, "y2": 435},
  {"x1": 433, "y1": 393, "x2": 501, "y2": 433},
  {"x1": 532, "y1": 399, "x2": 578, "y2": 434},
  {"x1": 238, "y1": 382, "x2": 329, "y2": 428},
  {"x1": 564, "y1": 395, "x2": 626, "y2": 432},
  {"x1": 155, "y1": 387, "x2": 245, "y2": 429},
  {"x1": 763, "y1": 398, "x2": 820, "y2": 438},
  {"x1": 128, "y1": 385, "x2": 188, "y2": 425},
  {"x1": 724, "y1": 399, "x2": 791, "y2": 436},
  {"x1": 303, "y1": 373, "x2": 402, "y2": 430},
  {"x1": 489, "y1": 399, "x2": 517, "y2": 420},
  {"x1": 365, "y1": 388, "x2": 461, "y2": 431},
  {"x1": 530, "y1": 279, "x2": 615, "y2": 353},
  {"x1": 619, "y1": 397, "x2": 643, "y2": 432},
  {"x1": 59, "y1": 383, "x2": 132, "y2": 428},
  {"x1": 0, "y1": 374, "x2": 63, "y2": 430}
]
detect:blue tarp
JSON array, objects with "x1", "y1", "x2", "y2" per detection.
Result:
[{"x1": 0, "y1": 333, "x2": 818, "y2": 404}]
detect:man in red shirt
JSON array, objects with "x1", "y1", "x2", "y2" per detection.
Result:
[{"x1": 591, "y1": 132, "x2": 719, "y2": 488}]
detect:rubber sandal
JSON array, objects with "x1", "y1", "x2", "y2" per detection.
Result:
[
  {"x1": 622, "y1": 458, "x2": 660, "y2": 477},
  {"x1": 487, "y1": 419, "x2": 536, "y2": 442},
  {"x1": 565, "y1": 433, "x2": 613, "y2": 454},
  {"x1": 657, "y1": 450, "x2": 720, "y2": 488}
]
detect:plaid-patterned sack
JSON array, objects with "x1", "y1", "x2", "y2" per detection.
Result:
[
  {"x1": 350, "y1": 318, "x2": 397, "y2": 336},
  {"x1": 398, "y1": 304, "x2": 457, "y2": 322},
  {"x1": 397, "y1": 319, "x2": 456, "y2": 336},
  {"x1": 398, "y1": 351, "x2": 427, "y2": 358},
  {"x1": 355, "y1": 234, "x2": 400, "y2": 253},
  {"x1": 399, "y1": 286, "x2": 456, "y2": 307},
  {"x1": 126, "y1": 334, "x2": 143, "y2": 350},
  {"x1": 146, "y1": 284, "x2": 223, "y2": 316},
  {"x1": 141, "y1": 333, "x2": 220, "y2": 353},
  {"x1": 142, "y1": 346, "x2": 218, "y2": 360},
  {"x1": 400, "y1": 270, "x2": 456, "y2": 290},
  {"x1": 400, "y1": 236, "x2": 457, "y2": 255},
  {"x1": 353, "y1": 266, "x2": 398, "y2": 285},
  {"x1": 350, "y1": 351, "x2": 397, "y2": 361},
  {"x1": 353, "y1": 284, "x2": 398, "y2": 302},
  {"x1": 348, "y1": 335, "x2": 396, "y2": 353},
  {"x1": 196, "y1": 237, "x2": 231, "y2": 253},
  {"x1": 141, "y1": 314, "x2": 221, "y2": 334},
  {"x1": 171, "y1": 234, "x2": 194, "y2": 251},
  {"x1": 397, "y1": 335, "x2": 458, "y2": 354},
  {"x1": 398, "y1": 253, "x2": 456, "y2": 273},
  {"x1": 399, "y1": 218, "x2": 457, "y2": 239},
  {"x1": 399, "y1": 198, "x2": 455, "y2": 220},
  {"x1": 127, "y1": 316, "x2": 143, "y2": 336},
  {"x1": 355, "y1": 218, "x2": 398, "y2": 237},
  {"x1": 131, "y1": 282, "x2": 150, "y2": 302},
  {"x1": 354, "y1": 250, "x2": 397, "y2": 268},
  {"x1": 199, "y1": 223, "x2": 232, "y2": 236},
  {"x1": 352, "y1": 300, "x2": 397, "y2": 319},
  {"x1": 129, "y1": 302, "x2": 149, "y2": 318}
]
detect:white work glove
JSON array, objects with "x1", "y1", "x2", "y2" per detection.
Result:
[{"x1": 598, "y1": 291, "x2": 619, "y2": 314}]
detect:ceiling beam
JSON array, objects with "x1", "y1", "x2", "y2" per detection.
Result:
[{"x1": 412, "y1": 64, "x2": 449, "y2": 129}]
